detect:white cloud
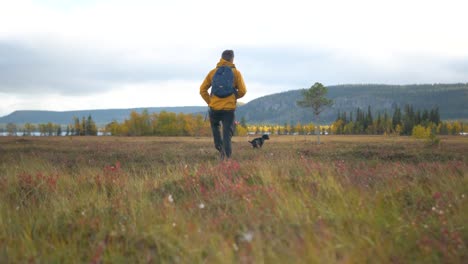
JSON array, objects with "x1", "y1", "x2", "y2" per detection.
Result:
[{"x1": 3, "y1": 0, "x2": 467, "y2": 55}]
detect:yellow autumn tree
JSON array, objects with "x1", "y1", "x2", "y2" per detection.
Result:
[
  {"x1": 236, "y1": 125, "x2": 248, "y2": 136},
  {"x1": 412, "y1": 125, "x2": 431, "y2": 139},
  {"x1": 451, "y1": 121, "x2": 462, "y2": 135}
]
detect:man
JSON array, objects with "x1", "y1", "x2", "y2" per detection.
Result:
[{"x1": 200, "y1": 50, "x2": 247, "y2": 160}]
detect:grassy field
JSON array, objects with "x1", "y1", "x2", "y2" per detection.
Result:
[{"x1": 0, "y1": 135, "x2": 467, "y2": 263}]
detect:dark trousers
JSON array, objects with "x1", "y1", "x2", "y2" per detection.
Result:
[{"x1": 209, "y1": 109, "x2": 235, "y2": 159}]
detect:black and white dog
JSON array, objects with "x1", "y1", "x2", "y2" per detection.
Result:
[{"x1": 248, "y1": 134, "x2": 270, "y2": 148}]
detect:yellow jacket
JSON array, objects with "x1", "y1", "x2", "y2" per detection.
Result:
[{"x1": 200, "y1": 59, "x2": 247, "y2": 110}]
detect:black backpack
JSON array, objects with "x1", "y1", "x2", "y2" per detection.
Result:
[{"x1": 211, "y1": 66, "x2": 236, "y2": 98}]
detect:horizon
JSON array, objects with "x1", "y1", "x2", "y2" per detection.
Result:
[{"x1": 1, "y1": 82, "x2": 467, "y2": 118}]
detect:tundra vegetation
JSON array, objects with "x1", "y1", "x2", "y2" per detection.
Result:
[{"x1": 0, "y1": 135, "x2": 467, "y2": 263}]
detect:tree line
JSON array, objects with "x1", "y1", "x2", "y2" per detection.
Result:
[
  {"x1": 2, "y1": 107, "x2": 465, "y2": 137},
  {"x1": 331, "y1": 105, "x2": 464, "y2": 135},
  {"x1": 3, "y1": 115, "x2": 98, "y2": 136},
  {"x1": 104, "y1": 110, "x2": 212, "y2": 137},
  {"x1": 103, "y1": 110, "x2": 331, "y2": 136}
]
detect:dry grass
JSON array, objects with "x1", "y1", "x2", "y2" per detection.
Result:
[{"x1": 0, "y1": 135, "x2": 467, "y2": 263}]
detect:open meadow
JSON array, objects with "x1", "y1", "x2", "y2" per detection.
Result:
[{"x1": 0, "y1": 135, "x2": 467, "y2": 263}]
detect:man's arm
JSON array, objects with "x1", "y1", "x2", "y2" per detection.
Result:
[
  {"x1": 199, "y1": 72, "x2": 212, "y2": 105},
  {"x1": 235, "y1": 70, "x2": 247, "y2": 99}
]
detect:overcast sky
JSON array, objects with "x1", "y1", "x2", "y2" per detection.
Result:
[{"x1": 1, "y1": 0, "x2": 467, "y2": 117}]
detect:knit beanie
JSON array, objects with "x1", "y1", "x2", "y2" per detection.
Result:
[{"x1": 221, "y1": 50, "x2": 234, "y2": 61}]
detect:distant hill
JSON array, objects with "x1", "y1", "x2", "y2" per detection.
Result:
[
  {"x1": 0, "y1": 107, "x2": 207, "y2": 126},
  {"x1": 236, "y1": 83, "x2": 468, "y2": 124},
  {"x1": 1, "y1": 84, "x2": 467, "y2": 126}
]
